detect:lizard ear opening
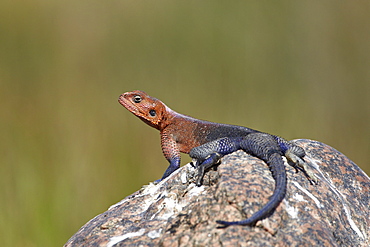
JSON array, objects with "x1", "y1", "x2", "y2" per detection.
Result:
[{"x1": 149, "y1": 109, "x2": 156, "y2": 117}]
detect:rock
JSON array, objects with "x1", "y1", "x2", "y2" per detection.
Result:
[{"x1": 64, "y1": 139, "x2": 370, "y2": 247}]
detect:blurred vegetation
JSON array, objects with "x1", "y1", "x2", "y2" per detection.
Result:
[{"x1": 0, "y1": 1, "x2": 369, "y2": 246}]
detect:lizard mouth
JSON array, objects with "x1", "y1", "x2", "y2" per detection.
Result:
[
  {"x1": 118, "y1": 93, "x2": 146, "y2": 119},
  {"x1": 118, "y1": 94, "x2": 126, "y2": 105},
  {"x1": 118, "y1": 94, "x2": 135, "y2": 112}
]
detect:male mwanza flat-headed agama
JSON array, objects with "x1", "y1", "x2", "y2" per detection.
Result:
[{"x1": 118, "y1": 90, "x2": 316, "y2": 227}]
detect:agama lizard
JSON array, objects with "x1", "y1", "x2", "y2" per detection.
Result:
[{"x1": 118, "y1": 90, "x2": 316, "y2": 227}]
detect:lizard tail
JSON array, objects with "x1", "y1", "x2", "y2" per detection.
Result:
[{"x1": 216, "y1": 153, "x2": 287, "y2": 226}]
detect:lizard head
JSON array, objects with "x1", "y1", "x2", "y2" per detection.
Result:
[{"x1": 118, "y1": 90, "x2": 170, "y2": 130}]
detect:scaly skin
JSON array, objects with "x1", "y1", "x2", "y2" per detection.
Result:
[{"x1": 118, "y1": 90, "x2": 316, "y2": 226}]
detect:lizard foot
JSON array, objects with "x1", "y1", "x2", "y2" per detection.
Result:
[
  {"x1": 193, "y1": 153, "x2": 222, "y2": 186},
  {"x1": 285, "y1": 149, "x2": 318, "y2": 185}
]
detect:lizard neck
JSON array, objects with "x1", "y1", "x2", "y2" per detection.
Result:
[{"x1": 156, "y1": 104, "x2": 177, "y2": 130}]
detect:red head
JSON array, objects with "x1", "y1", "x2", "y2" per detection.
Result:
[{"x1": 118, "y1": 90, "x2": 172, "y2": 130}]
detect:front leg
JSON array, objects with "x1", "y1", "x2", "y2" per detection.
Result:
[
  {"x1": 159, "y1": 156, "x2": 180, "y2": 182},
  {"x1": 159, "y1": 131, "x2": 181, "y2": 181},
  {"x1": 189, "y1": 137, "x2": 239, "y2": 186}
]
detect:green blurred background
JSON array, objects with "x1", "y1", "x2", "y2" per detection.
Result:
[{"x1": 1, "y1": 1, "x2": 369, "y2": 246}]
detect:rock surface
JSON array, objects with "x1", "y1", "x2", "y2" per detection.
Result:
[{"x1": 64, "y1": 139, "x2": 370, "y2": 247}]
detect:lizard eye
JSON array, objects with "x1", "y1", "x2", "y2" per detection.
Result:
[
  {"x1": 133, "y1": 95, "x2": 142, "y2": 103},
  {"x1": 149, "y1": 109, "x2": 156, "y2": 117}
]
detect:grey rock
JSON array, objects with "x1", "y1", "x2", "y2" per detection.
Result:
[{"x1": 64, "y1": 139, "x2": 370, "y2": 247}]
